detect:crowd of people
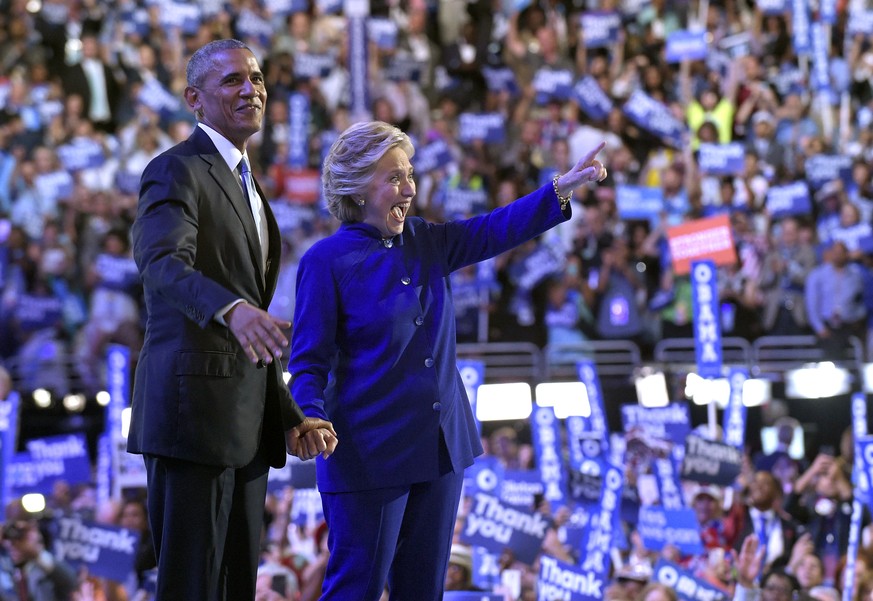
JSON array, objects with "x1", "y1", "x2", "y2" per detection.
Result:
[
  {"x1": 0, "y1": 420, "x2": 870, "y2": 601},
  {"x1": 2, "y1": 0, "x2": 873, "y2": 397},
  {"x1": 1, "y1": 0, "x2": 873, "y2": 599}
]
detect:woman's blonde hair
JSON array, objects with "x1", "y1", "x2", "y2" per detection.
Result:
[{"x1": 322, "y1": 121, "x2": 414, "y2": 223}]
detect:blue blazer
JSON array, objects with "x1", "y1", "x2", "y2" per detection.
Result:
[
  {"x1": 289, "y1": 183, "x2": 569, "y2": 492},
  {"x1": 128, "y1": 127, "x2": 305, "y2": 469}
]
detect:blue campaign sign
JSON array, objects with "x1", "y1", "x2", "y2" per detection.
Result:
[
  {"x1": 792, "y1": 0, "x2": 811, "y2": 55},
  {"x1": 457, "y1": 359, "x2": 484, "y2": 433},
  {"x1": 697, "y1": 143, "x2": 745, "y2": 175},
  {"x1": 236, "y1": 9, "x2": 273, "y2": 44},
  {"x1": 367, "y1": 18, "x2": 398, "y2": 50},
  {"x1": 8, "y1": 433, "x2": 92, "y2": 497},
  {"x1": 533, "y1": 68, "x2": 574, "y2": 103},
  {"x1": 96, "y1": 434, "x2": 111, "y2": 507},
  {"x1": 539, "y1": 554, "x2": 607, "y2": 600},
  {"x1": 54, "y1": 517, "x2": 139, "y2": 584},
  {"x1": 414, "y1": 139, "x2": 454, "y2": 174},
  {"x1": 820, "y1": 0, "x2": 837, "y2": 23},
  {"x1": 723, "y1": 368, "x2": 747, "y2": 450},
  {"x1": 347, "y1": 16, "x2": 369, "y2": 118},
  {"x1": 136, "y1": 77, "x2": 182, "y2": 117},
  {"x1": 267, "y1": 456, "x2": 317, "y2": 492},
  {"x1": 444, "y1": 187, "x2": 489, "y2": 218},
  {"x1": 578, "y1": 463, "x2": 622, "y2": 582},
  {"x1": 35, "y1": 171, "x2": 75, "y2": 203},
  {"x1": 690, "y1": 260, "x2": 722, "y2": 378},
  {"x1": 622, "y1": 90, "x2": 686, "y2": 148},
  {"x1": 316, "y1": 0, "x2": 342, "y2": 13},
  {"x1": 501, "y1": 469, "x2": 544, "y2": 508},
  {"x1": 579, "y1": 12, "x2": 621, "y2": 48},
  {"x1": 616, "y1": 185, "x2": 664, "y2": 221},
  {"x1": 0, "y1": 391, "x2": 20, "y2": 521},
  {"x1": 158, "y1": 0, "x2": 201, "y2": 35},
  {"x1": 857, "y1": 437, "x2": 873, "y2": 518},
  {"x1": 810, "y1": 23, "x2": 831, "y2": 93},
  {"x1": 638, "y1": 507, "x2": 704, "y2": 556},
  {"x1": 106, "y1": 344, "x2": 130, "y2": 441},
  {"x1": 464, "y1": 455, "x2": 504, "y2": 498},
  {"x1": 461, "y1": 492, "x2": 549, "y2": 564},
  {"x1": 289, "y1": 488, "x2": 324, "y2": 527},
  {"x1": 620, "y1": 403, "x2": 691, "y2": 446},
  {"x1": 530, "y1": 406, "x2": 568, "y2": 510},
  {"x1": 652, "y1": 456, "x2": 684, "y2": 509},
  {"x1": 264, "y1": 0, "x2": 309, "y2": 15},
  {"x1": 57, "y1": 137, "x2": 105, "y2": 172},
  {"x1": 458, "y1": 113, "x2": 507, "y2": 144},
  {"x1": 805, "y1": 154, "x2": 853, "y2": 191},
  {"x1": 288, "y1": 93, "x2": 310, "y2": 169},
  {"x1": 385, "y1": 56, "x2": 425, "y2": 82},
  {"x1": 852, "y1": 393, "x2": 869, "y2": 501},
  {"x1": 848, "y1": 10, "x2": 873, "y2": 34},
  {"x1": 757, "y1": 0, "x2": 788, "y2": 13},
  {"x1": 444, "y1": 593, "x2": 503, "y2": 601},
  {"x1": 577, "y1": 361, "x2": 609, "y2": 450},
  {"x1": 653, "y1": 560, "x2": 729, "y2": 601},
  {"x1": 665, "y1": 30, "x2": 708, "y2": 63},
  {"x1": 573, "y1": 76, "x2": 613, "y2": 121},
  {"x1": 294, "y1": 53, "x2": 335, "y2": 79},
  {"x1": 482, "y1": 67, "x2": 519, "y2": 95},
  {"x1": 681, "y1": 434, "x2": 743, "y2": 486},
  {"x1": 472, "y1": 546, "x2": 502, "y2": 591},
  {"x1": 766, "y1": 182, "x2": 812, "y2": 218}
]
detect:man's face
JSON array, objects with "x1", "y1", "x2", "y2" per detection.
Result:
[{"x1": 185, "y1": 48, "x2": 266, "y2": 151}]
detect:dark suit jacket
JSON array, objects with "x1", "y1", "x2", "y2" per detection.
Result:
[
  {"x1": 62, "y1": 60, "x2": 122, "y2": 127},
  {"x1": 128, "y1": 126, "x2": 305, "y2": 469},
  {"x1": 727, "y1": 504, "x2": 805, "y2": 568}
]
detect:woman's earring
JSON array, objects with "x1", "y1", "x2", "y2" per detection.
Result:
[{"x1": 356, "y1": 198, "x2": 365, "y2": 206}]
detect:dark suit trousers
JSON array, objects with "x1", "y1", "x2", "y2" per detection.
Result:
[
  {"x1": 144, "y1": 449, "x2": 269, "y2": 601},
  {"x1": 319, "y1": 435, "x2": 464, "y2": 601}
]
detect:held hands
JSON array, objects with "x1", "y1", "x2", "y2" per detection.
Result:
[
  {"x1": 554, "y1": 142, "x2": 608, "y2": 197},
  {"x1": 226, "y1": 302, "x2": 290, "y2": 365},
  {"x1": 286, "y1": 417, "x2": 339, "y2": 461}
]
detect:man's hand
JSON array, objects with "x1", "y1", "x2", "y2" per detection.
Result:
[
  {"x1": 734, "y1": 534, "x2": 765, "y2": 588},
  {"x1": 286, "y1": 417, "x2": 338, "y2": 460},
  {"x1": 226, "y1": 302, "x2": 290, "y2": 365}
]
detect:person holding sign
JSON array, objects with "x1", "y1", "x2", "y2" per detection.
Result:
[
  {"x1": 128, "y1": 39, "x2": 337, "y2": 601},
  {"x1": 288, "y1": 120, "x2": 608, "y2": 600}
]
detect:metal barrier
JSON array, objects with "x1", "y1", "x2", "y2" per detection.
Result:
[
  {"x1": 456, "y1": 342, "x2": 544, "y2": 383},
  {"x1": 652, "y1": 337, "x2": 752, "y2": 371},
  {"x1": 751, "y1": 335, "x2": 864, "y2": 376},
  {"x1": 543, "y1": 340, "x2": 642, "y2": 380}
]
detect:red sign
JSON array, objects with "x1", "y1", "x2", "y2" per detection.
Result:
[{"x1": 666, "y1": 214, "x2": 737, "y2": 275}]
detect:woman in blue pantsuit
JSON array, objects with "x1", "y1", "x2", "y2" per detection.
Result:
[{"x1": 288, "y1": 121, "x2": 607, "y2": 600}]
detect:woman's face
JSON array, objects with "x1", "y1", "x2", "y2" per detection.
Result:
[
  {"x1": 796, "y1": 554, "x2": 824, "y2": 588},
  {"x1": 362, "y1": 146, "x2": 415, "y2": 238}
]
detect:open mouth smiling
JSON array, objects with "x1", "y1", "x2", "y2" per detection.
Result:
[{"x1": 391, "y1": 202, "x2": 411, "y2": 221}]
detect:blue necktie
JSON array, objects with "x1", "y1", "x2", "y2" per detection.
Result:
[
  {"x1": 239, "y1": 156, "x2": 256, "y2": 208},
  {"x1": 237, "y1": 156, "x2": 267, "y2": 269}
]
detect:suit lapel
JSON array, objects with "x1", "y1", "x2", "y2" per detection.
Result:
[{"x1": 190, "y1": 129, "x2": 268, "y2": 296}]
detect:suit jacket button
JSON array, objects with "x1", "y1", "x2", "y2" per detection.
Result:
[
  {"x1": 401, "y1": 277, "x2": 411, "y2": 285},
  {"x1": 424, "y1": 358, "x2": 434, "y2": 367},
  {"x1": 414, "y1": 316, "x2": 424, "y2": 326},
  {"x1": 432, "y1": 402, "x2": 441, "y2": 411}
]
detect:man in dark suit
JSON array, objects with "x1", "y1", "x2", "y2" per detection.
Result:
[
  {"x1": 128, "y1": 39, "x2": 337, "y2": 601},
  {"x1": 725, "y1": 470, "x2": 804, "y2": 572},
  {"x1": 62, "y1": 33, "x2": 122, "y2": 132}
]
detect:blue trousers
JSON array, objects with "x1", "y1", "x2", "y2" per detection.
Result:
[{"x1": 319, "y1": 469, "x2": 465, "y2": 601}]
